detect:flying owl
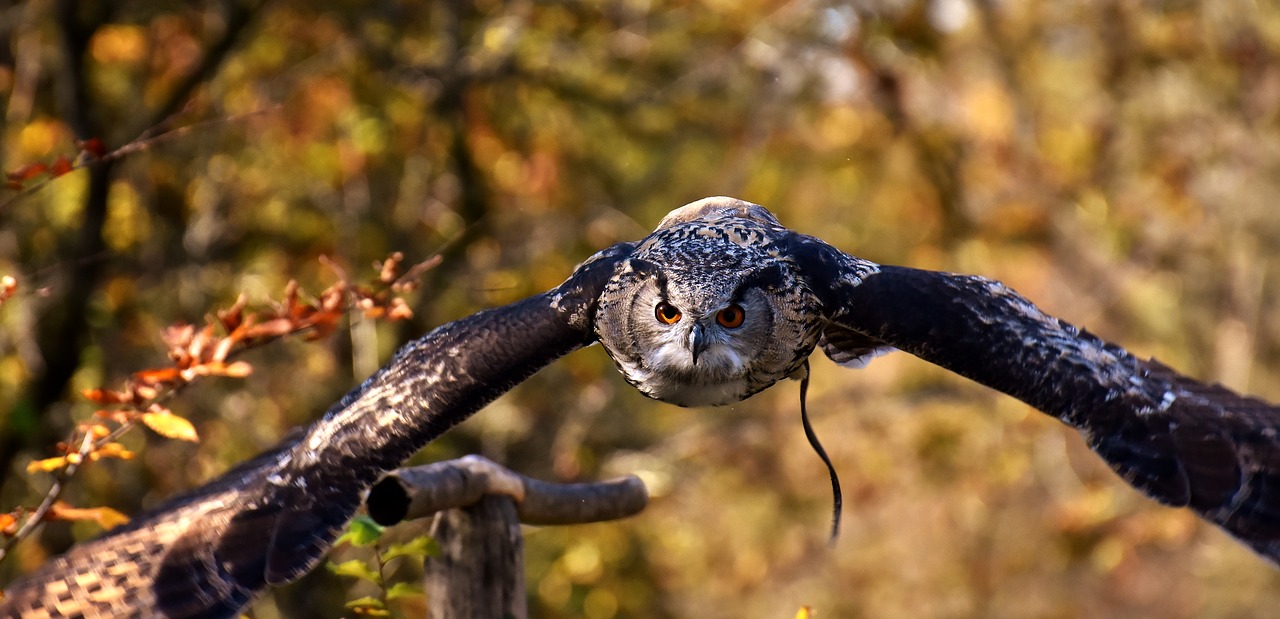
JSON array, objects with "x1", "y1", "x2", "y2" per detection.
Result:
[{"x1": 5, "y1": 196, "x2": 1280, "y2": 618}]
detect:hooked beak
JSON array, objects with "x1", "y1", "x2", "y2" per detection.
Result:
[{"x1": 689, "y1": 323, "x2": 710, "y2": 365}]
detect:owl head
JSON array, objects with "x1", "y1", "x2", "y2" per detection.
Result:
[{"x1": 594, "y1": 197, "x2": 824, "y2": 407}]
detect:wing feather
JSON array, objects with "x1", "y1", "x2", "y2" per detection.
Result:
[{"x1": 791, "y1": 234, "x2": 1280, "y2": 564}]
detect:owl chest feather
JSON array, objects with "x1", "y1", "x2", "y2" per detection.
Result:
[{"x1": 609, "y1": 325, "x2": 817, "y2": 407}]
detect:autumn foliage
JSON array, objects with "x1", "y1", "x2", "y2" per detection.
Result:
[
  {"x1": 6, "y1": 1, "x2": 1280, "y2": 617},
  {"x1": 0, "y1": 253, "x2": 433, "y2": 562}
]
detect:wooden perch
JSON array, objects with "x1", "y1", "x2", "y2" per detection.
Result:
[
  {"x1": 365, "y1": 455, "x2": 649, "y2": 526},
  {"x1": 365, "y1": 456, "x2": 649, "y2": 619}
]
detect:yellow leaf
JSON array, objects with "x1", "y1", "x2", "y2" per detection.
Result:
[
  {"x1": 795, "y1": 606, "x2": 815, "y2": 619},
  {"x1": 49, "y1": 502, "x2": 130, "y2": 530},
  {"x1": 26, "y1": 456, "x2": 69, "y2": 473},
  {"x1": 141, "y1": 409, "x2": 199, "y2": 442},
  {"x1": 214, "y1": 360, "x2": 254, "y2": 377},
  {"x1": 89, "y1": 442, "x2": 136, "y2": 461}
]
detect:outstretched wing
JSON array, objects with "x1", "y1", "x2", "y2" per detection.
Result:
[
  {"x1": 788, "y1": 233, "x2": 1280, "y2": 563},
  {"x1": 0, "y1": 242, "x2": 634, "y2": 619}
]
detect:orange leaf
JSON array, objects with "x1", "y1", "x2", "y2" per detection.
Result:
[
  {"x1": 133, "y1": 367, "x2": 182, "y2": 385},
  {"x1": 140, "y1": 408, "x2": 199, "y2": 442},
  {"x1": 303, "y1": 311, "x2": 341, "y2": 340},
  {"x1": 379, "y1": 252, "x2": 404, "y2": 283},
  {"x1": 319, "y1": 284, "x2": 346, "y2": 312},
  {"x1": 94, "y1": 409, "x2": 131, "y2": 425},
  {"x1": 162, "y1": 323, "x2": 195, "y2": 349},
  {"x1": 244, "y1": 317, "x2": 294, "y2": 339},
  {"x1": 387, "y1": 298, "x2": 414, "y2": 321},
  {"x1": 48, "y1": 502, "x2": 129, "y2": 530},
  {"x1": 0, "y1": 275, "x2": 16, "y2": 301},
  {"x1": 0, "y1": 512, "x2": 18, "y2": 535},
  {"x1": 211, "y1": 335, "x2": 236, "y2": 362},
  {"x1": 283, "y1": 279, "x2": 300, "y2": 314},
  {"x1": 132, "y1": 384, "x2": 158, "y2": 401},
  {"x1": 82, "y1": 387, "x2": 131, "y2": 404},
  {"x1": 188, "y1": 324, "x2": 215, "y2": 361},
  {"x1": 85, "y1": 422, "x2": 113, "y2": 439}
]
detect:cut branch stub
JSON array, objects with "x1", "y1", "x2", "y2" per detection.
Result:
[{"x1": 365, "y1": 455, "x2": 648, "y2": 526}]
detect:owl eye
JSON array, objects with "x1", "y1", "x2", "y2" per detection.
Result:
[
  {"x1": 716, "y1": 304, "x2": 746, "y2": 328},
  {"x1": 655, "y1": 301, "x2": 682, "y2": 325}
]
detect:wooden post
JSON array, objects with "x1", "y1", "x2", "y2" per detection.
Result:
[{"x1": 424, "y1": 496, "x2": 526, "y2": 619}]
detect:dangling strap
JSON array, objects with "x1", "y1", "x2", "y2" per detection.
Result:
[{"x1": 799, "y1": 360, "x2": 842, "y2": 545}]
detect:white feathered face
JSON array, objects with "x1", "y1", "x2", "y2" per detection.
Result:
[{"x1": 595, "y1": 257, "x2": 821, "y2": 407}]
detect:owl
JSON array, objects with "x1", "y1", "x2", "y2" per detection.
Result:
[
  {"x1": 8, "y1": 196, "x2": 1280, "y2": 619},
  {"x1": 593, "y1": 199, "x2": 825, "y2": 406}
]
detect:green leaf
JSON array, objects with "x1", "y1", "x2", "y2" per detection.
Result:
[
  {"x1": 344, "y1": 596, "x2": 385, "y2": 610},
  {"x1": 385, "y1": 581, "x2": 425, "y2": 601},
  {"x1": 346, "y1": 596, "x2": 391, "y2": 615},
  {"x1": 335, "y1": 515, "x2": 384, "y2": 547},
  {"x1": 382, "y1": 535, "x2": 440, "y2": 562},
  {"x1": 328, "y1": 559, "x2": 381, "y2": 584}
]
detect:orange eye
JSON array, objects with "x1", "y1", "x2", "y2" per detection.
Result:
[
  {"x1": 716, "y1": 304, "x2": 745, "y2": 328},
  {"x1": 655, "y1": 301, "x2": 682, "y2": 325}
]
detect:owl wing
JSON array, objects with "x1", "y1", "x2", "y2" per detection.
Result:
[
  {"x1": 0, "y1": 242, "x2": 635, "y2": 619},
  {"x1": 787, "y1": 232, "x2": 1280, "y2": 564},
  {"x1": 817, "y1": 323, "x2": 895, "y2": 369}
]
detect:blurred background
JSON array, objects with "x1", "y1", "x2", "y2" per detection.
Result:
[{"x1": 3, "y1": 0, "x2": 1280, "y2": 617}]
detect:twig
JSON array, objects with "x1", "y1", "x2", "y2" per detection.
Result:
[{"x1": 0, "y1": 432, "x2": 93, "y2": 563}]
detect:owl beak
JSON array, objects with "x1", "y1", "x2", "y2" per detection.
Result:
[{"x1": 689, "y1": 323, "x2": 709, "y2": 365}]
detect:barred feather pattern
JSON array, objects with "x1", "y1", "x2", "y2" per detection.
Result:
[{"x1": 0, "y1": 242, "x2": 634, "y2": 619}]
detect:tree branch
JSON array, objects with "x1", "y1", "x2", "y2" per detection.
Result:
[{"x1": 365, "y1": 455, "x2": 649, "y2": 526}]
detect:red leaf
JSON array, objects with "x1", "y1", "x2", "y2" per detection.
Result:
[
  {"x1": 48, "y1": 155, "x2": 73, "y2": 177},
  {"x1": 6, "y1": 163, "x2": 47, "y2": 183},
  {"x1": 217, "y1": 294, "x2": 247, "y2": 333},
  {"x1": 76, "y1": 137, "x2": 107, "y2": 158}
]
